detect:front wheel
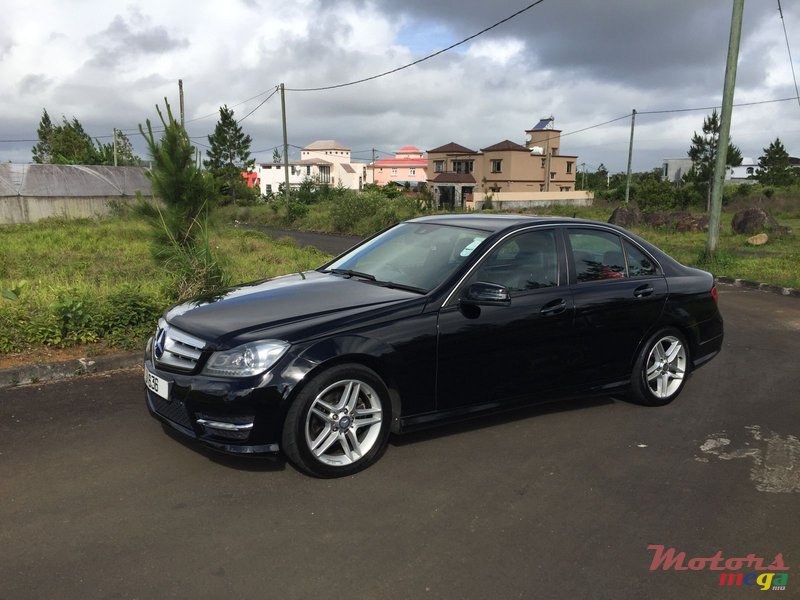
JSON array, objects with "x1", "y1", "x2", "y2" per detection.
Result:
[
  {"x1": 629, "y1": 328, "x2": 689, "y2": 406},
  {"x1": 282, "y1": 364, "x2": 391, "y2": 477}
]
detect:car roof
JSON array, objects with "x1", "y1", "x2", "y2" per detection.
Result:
[{"x1": 407, "y1": 213, "x2": 603, "y2": 233}]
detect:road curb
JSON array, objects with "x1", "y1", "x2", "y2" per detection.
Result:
[
  {"x1": 0, "y1": 352, "x2": 141, "y2": 390},
  {"x1": 715, "y1": 276, "x2": 800, "y2": 298}
]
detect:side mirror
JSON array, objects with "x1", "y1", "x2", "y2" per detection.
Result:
[{"x1": 461, "y1": 282, "x2": 511, "y2": 307}]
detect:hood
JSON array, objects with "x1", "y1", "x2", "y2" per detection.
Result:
[{"x1": 165, "y1": 271, "x2": 420, "y2": 344}]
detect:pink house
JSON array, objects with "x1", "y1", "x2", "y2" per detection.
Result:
[{"x1": 370, "y1": 146, "x2": 428, "y2": 186}]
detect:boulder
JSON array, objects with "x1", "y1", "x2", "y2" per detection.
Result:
[
  {"x1": 747, "y1": 233, "x2": 769, "y2": 246},
  {"x1": 673, "y1": 213, "x2": 708, "y2": 233},
  {"x1": 731, "y1": 207, "x2": 787, "y2": 235},
  {"x1": 608, "y1": 206, "x2": 642, "y2": 227}
]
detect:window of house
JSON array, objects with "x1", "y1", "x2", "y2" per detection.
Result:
[
  {"x1": 452, "y1": 160, "x2": 474, "y2": 174},
  {"x1": 306, "y1": 166, "x2": 311, "y2": 176},
  {"x1": 568, "y1": 229, "x2": 627, "y2": 282},
  {"x1": 566, "y1": 162, "x2": 574, "y2": 174},
  {"x1": 265, "y1": 184, "x2": 272, "y2": 193},
  {"x1": 391, "y1": 168, "x2": 398, "y2": 176},
  {"x1": 491, "y1": 159, "x2": 502, "y2": 173},
  {"x1": 539, "y1": 184, "x2": 545, "y2": 192},
  {"x1": 550, "y1": 172, "x2": 556, "y2": 181},
  {"x1": 746, "y1": 167, "x2": 754, "y2": 175},
  {"x1": 662, "y1": 163, "x2": 669, "y2": 178},
  {"x1": 319, "y1": 166, "x2": 331, "y2": 184},
  {"x1": 410, "y1": 168, "x2": 416, "y2": 176},
  {"x1": 490, "y1": 186, "x2": 501, "y2": 193},
  {"x1": 551, "y1": 147, "x2": 559, "y2": 156},
  {"x1": 541, "y1": 158, "x2": 546, "y2": 168},
  {"x1": 560, "y1": 186, "x2": 571, "y2": 192},
  {"x1": 434, "y1": 160, "x2": 444, "y2": 173}
]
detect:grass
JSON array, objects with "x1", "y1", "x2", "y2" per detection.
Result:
[
  {"x1": 1, "y1": 197, "x2": 798, "y2": 357},
  {"x1": 0, "y1": 217, "x2": 329, "y2": 354}
]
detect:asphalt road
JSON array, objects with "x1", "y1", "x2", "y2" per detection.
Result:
[{"x1": 1, "y1": 286, "x2": 798, "y2": 600}]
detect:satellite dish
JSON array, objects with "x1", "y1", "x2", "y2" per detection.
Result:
[{"x1": 530, "y1": 146, "x2": 544, "y2": 155}]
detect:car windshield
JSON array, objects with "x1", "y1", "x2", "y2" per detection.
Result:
[{"x1": 323, "y1": 222, "x2": 489, "y2": 293}]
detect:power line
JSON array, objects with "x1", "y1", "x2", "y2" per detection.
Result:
[
  {"x1": 285, "y1": 0, "x2": 547, "y2": 92},
  {"x1": 237, "y1": 86, "x2": 280, "y2": 123},
  {"x1": 777, "y1": 0, "x2": 800, "y2": 110}
]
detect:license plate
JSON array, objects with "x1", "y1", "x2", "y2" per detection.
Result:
[{"x1": 144, "y1": 366, "x2": 171, "y2": 401}]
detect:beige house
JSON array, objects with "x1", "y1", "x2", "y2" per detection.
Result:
[
  {"x1": 427, "y1": 118, "x2": 587, "y2": 210},
  {"x1": 300, "y1": 140, "x2": 361, "y2": 189}
]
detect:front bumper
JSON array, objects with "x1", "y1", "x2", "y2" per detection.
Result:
[{"x1": 143, "y1": 342, "x2": 287, "y2": 455}]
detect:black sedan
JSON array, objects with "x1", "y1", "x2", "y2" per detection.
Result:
[{"x1": 144, "y1": 215, "x2": 723, "y2": 477}]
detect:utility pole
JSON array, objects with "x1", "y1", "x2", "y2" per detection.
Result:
[
  {"x1": 112, "y1": 128, "x2": 118, "y2": 167},
  {"x1": 372, "y1": 148, "x2": 376, "y2": 185},
  {"x1": 178, "y1": 80, "x2": 185, "y2": 127},
  {"x1": 624, "y1": 109, "x2": 636, "y2": 205},
  {"x1": 707, "y1": 0, "x2": 744, "y2": 258},
  {"x1": 581, "y1": 162, "x2": 586, "y2": 190},
  {"x1": 280, "y1": 84, "x2": 290, "y2": 203}
]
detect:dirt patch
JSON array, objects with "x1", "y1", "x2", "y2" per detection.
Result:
[{"x1": 0, "y1": 343, "x2": 126, "y2": 371}]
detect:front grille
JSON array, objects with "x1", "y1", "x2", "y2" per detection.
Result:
[
  {"x1": 150, "y1": 394, "x2": 194, "y2": 430},
  {"x1": 154, "y1": 321, "x2": 206, "y2": 372}
]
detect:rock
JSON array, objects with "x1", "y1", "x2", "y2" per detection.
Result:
[
  {"x1": 747, "y1": 233, "x2": 769, "y2": 246},
  {"x1": 673, "y1": 213, "x2": 709, "y2": 233},
  {"x1": 731, "y1": 207, "x2": 782, "y2": 235},
  {"x1": 643, "y1": 211, "x2": 669, "y2": 228},
  {"x1": 608, "y1": 206, "x2": 642, "y2": 227}
]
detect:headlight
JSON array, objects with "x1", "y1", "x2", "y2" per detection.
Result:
[{"x1": 202, "y1": 340, "x2": 290, "y2": 378}]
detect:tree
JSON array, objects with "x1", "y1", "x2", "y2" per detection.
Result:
[
  {"x1": 31, "y1": 109, "x2": 98, "y2": 164},
  {"x1": 272, "y1": 148, "x2": 282, "y2": 164},
  {"x1": 31, "y1": 109, "x2": 140, "y2": 165},
  {"x1": 137, "y1": 100, "x2": 225, "y2": 299},
  {"x1": 32, "y1": 109, "x2": 54, "y2": 163},
  {"x1": 203, "y1": 105, "x2": 255, "y2": 203},
  {"x1": 95, "y1": 130, "x2": 141, "y2": 166},
  {"x1": 756, "y1": 137, "x2": 797, "y2": 187},
  {"x1": 686, "y1": 110, "x2": 743, "y2": 210}
]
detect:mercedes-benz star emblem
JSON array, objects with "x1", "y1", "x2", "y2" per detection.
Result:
[{"x1": 154, "y1": 328, "x2": 166, "y2": 359}]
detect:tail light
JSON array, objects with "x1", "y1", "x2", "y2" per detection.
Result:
[{"x1": 711, "y1": 285, "x2": 719, "y2": 303}]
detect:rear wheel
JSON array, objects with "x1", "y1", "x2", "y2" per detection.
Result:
[
  {"x1": 629, "y1": 328, "x2": 689, "y2": 406},
  {"x1": 282, "y1": 364, "x2": 391, "y2": 477}
]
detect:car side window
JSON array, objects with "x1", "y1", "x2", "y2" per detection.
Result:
[
  {"x1": 568, "y1": 229, "x2": 626, "y2": 282},
  {"x1": 624, "y1": 240, "x2": 658, "y2": 277},
  {"x1": 472, "y1": 229, "x2": 558, "y2": 292}
]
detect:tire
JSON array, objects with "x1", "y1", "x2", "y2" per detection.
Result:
[
  {"x1": 282, "y1": 363, "x2": 392, "y2": 477},
  {"x1": 629, "y1": 328, "x2": 690, "y2": 406}
]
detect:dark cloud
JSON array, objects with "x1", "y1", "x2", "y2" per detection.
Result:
[
  {"x1": 87, "y1": 13, "x2": 188, "y2": 69},
  {"x1": 18, "y1": 74, "x2": 52, "y2": 95}
]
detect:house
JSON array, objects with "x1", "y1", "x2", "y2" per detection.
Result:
[
  {"x1": 661, "y1": 158, "x2": 694, "y2": 185},
  {"x1": 254, "y1": 139, "x2": 363, "y2": 196},
  {"x1": 370, "y1": 146, "x2": 428, "y2": 186},
  {"x1": 426, "y1": 118, "x2": 586, "y2": 210}
]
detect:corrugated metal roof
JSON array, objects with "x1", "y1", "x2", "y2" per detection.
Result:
[{"x1": 0, "y1": 164, "x2": 152, "y2": 197}]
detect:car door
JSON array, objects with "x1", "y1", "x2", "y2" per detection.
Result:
[
  {"x1": 566, "y1": 226, "x2": 668, "y2": 388},
  {"x1": 435, "y1": 227, "x2": 575, "y2": 411}
]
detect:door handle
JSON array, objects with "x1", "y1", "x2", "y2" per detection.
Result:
[
  {"x1": 540, "y1": 298, "x2": 567, "y2": 316},
  {"x1": 634, "y1": 285, "x2": 654, "y2": 298}
]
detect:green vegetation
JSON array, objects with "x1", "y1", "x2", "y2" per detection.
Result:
[
  {"x1": 0, "y1": 217, "x2": 327, "y2": 354},
  {"x1": 1, "y1": 181, "x2": 797, "y2": 357}
]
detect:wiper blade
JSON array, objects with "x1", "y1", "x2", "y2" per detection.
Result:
[{"x1": 328, "y1": 268, "x2": 377, "y2": 281}]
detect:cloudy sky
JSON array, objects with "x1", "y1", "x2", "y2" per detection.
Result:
[{"x1": 1, "y1": 0, "x2": 799, "y2": 172}]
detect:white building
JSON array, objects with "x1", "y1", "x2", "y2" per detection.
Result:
[{"x1": 254, "y1": 140, "x2": 364, "y2": 196}]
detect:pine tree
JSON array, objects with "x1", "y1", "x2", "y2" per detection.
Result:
[
  {"x1": 32, "y1": 109, "x2": 54, "y2": 163},
  {"x1": 203, "y1": 105, "x2": 255, "y2": 203},
  {"x1": 31, "y1": 109, "x2": 98, "y2": 164},
  {"x1": 756, "y1": 137, "x2": 797, "y2": 187},
  {"x1": 687, "y1": 110, "x2": 742, "y2": 210}
]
